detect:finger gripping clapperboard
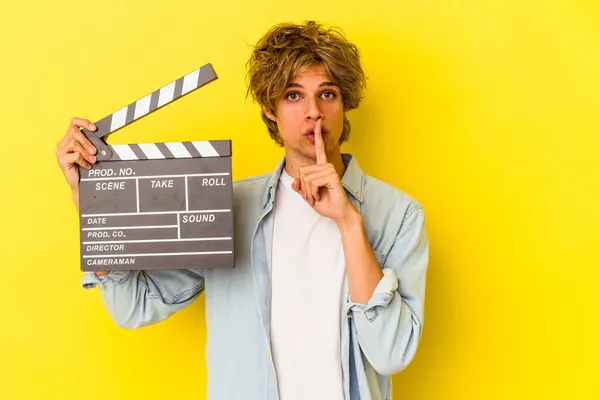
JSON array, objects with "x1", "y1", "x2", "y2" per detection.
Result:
[{"x1": 78, "y1": 63, "x2": 234, "y2": 272}]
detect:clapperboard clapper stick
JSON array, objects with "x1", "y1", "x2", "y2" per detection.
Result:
[{"x1": 78, "y1": 63, "x2": 235, "y2": 271}]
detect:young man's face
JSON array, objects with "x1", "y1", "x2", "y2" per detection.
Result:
[{"x1": 265, "y1": 64, "x2": 344, "y2": 164}]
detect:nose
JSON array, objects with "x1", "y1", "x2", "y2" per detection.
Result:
[{"x1": 305, "y1": 95, "x2": 323, "y2": 121}]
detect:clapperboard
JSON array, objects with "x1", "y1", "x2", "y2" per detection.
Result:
[{"x1": 78, "y1": 63, "x2": 234, "y2": 272}]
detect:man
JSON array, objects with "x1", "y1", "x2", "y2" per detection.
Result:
[{"x1": 55, "y1": 21, "x2": 429, "y2": 400}]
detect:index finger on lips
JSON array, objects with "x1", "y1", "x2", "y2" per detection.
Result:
[{"x1": 314, "y1": 119, "x2": 327, "y2": 165}]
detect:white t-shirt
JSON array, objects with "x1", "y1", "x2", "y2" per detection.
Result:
[{"x1": 270, "y1": 169, "x2": 346, "y2": 400}]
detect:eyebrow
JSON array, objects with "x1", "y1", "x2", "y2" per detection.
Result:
[{"x1": 285, "y1": 81, "x2": 338, "y2": 89}]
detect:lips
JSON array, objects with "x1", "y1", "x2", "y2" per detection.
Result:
[
  {"x1": 305, "y1": 131, "x2": 327, "y2": 143},
  {"x1": 303, "y1": 126, "x2": 328, "y2": 136}
]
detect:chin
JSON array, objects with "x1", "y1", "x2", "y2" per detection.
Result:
[{"x1": 299, "y1": 149, "x2": 318, "y2": 161}]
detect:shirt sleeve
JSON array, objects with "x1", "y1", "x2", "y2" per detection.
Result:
[
  {"x1": 345, "y1": 204, "x2": 429, "y2": 375},
  {"x1": 81, "y1": 269, "x2": 205, "y2": 329},
  {"x1": 345, "y1": 267, "x2": 398, "y2": 319}
]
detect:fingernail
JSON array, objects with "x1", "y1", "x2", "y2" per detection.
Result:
[
  {"x1": 90, "y1": 156, "x2": 96, "y2": 163},
  {"x1": 88, "y1": 146, "x2": 95, "y2": 154},
  {"x1": 89, "y1": 124, "x2": 96, "y2": 130},
  {"x1": 87, "y1": 163, "x2": 92, "y2": 169}
]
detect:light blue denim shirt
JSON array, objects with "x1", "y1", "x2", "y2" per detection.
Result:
[{"x1": 82, "y1": 154, "x2": 429, "y2": 400}]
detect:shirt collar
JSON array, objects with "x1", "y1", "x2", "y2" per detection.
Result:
[
  {"x1": 263, "y1": 153, "x2": 365, "y2": 208},
  {"x1": 340, "y1": 153, "x2": 366, "y2": 203}
]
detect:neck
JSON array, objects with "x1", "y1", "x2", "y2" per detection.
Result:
[{"x1": 283, "y1": 147, "x2": 346, "y2": 179}]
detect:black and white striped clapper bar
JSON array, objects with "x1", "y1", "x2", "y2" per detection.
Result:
[{"x1": 78, "y1": 63, "x2": 234, "y2": 272}]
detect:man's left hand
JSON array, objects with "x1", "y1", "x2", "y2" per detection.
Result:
[{"x1": 291, "y1": 119, "x2": 357, "y2": 223}]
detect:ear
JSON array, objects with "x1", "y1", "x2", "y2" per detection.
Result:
[{"x1": 263, "y1": 106, "x2": 277, "y2": 122}]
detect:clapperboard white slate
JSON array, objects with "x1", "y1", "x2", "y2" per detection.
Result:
[{"x1": 78, "y1": 63, "x2": 234, "y2": 271}]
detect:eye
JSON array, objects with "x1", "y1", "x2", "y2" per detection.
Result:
[
  {"x1": 286, "y1": 92, "x2": 301, "y2": 101},
  {"x1": 321, "y1": 91, "x2": 337, "y2": 99}
]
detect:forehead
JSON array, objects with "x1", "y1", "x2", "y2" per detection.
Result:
[{"x1": 290, "y1": 64, "x2": 335, "y2": 85}]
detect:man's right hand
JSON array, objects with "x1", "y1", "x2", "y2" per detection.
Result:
[
  {"x1": 55, "y1": 118, "x2": 98, "y2": 208},
  {"x1": 55, "y1": 118, "x2": 110, "y2": 277}
]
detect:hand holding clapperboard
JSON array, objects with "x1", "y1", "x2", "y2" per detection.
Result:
[{"x1": 57, "y1": 64, "x2": 234, "y2": 271}]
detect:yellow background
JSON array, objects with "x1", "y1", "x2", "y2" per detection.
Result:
[{"x1": 0, "y1": 0, "x2": 598, "y2": 398}]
